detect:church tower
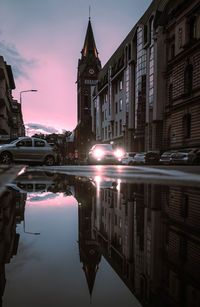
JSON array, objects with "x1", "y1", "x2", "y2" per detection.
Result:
[{"x1": 75, "y1": 18, "x2": 101, "y2": 160}]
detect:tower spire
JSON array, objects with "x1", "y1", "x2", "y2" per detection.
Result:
[
  {"x1": 81, "y1": 19, "x2": 98, "y2": 59},
  {"x1": 89, "y1": 5, "x2": 91, "y2": 20}
]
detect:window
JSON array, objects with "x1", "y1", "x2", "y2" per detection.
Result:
[
  {"x1": 17, "y1": 139, "x2": 32, "y2": 147},
  {"x1": 115, "y1": 102, "x2": 118, "y2": 114},
  {"x1": 128, "y1": 44, "x2": 131, "y2": 60},
  {"x1": 184, "y1": 65, "x2": 193, "y2": 93},
  {"x1": 143, "y1": 25, "x2": 147, "y2": 44},
  {"x1": 102, "y1": 128, "x2": 104, "y2": 139},
  {"x1": 115, "y1": 82, "x2": 118, "y2": 94},
  {"x1": 171, "y1": 44, "x2": 175, "y2": 58},
  {"x1": 119, "y1": 80, "x2": 123, "y2": 91},
  {"x1": 105, "y1": 93, "x2": 108, "y2": 103},
  {"x1": 180, "y1": 194, "x2": 189, "y2": 218},
  {"x1": 149, "y1": 17, "x2": 154, "y2": 45},
  {"x1": 169, "y1": 84, "x2": 173, "y2": 104},
  {"x1": 183, "y1": 114, "x2": 191, "y2": 138},
  {"x1": 35, "y1": 140, "x2": 45, "y2": 147},
  {"x1": 189, "y1": 17, "x2": 196, "y2": 41},
  {"x1": 105, "y1": 127, "x2": 107, "y2": 139},
  {"x1": 179, "y1": 237, "x2": 187, "y2": 261},
  {"x1": 105, "y1": 109, "x2": 107, "y2": 120},
  {"x1": 84, "y1": 95, "x2": 89, "y2": 109},
  {"x1": 119, "y1": 99, "x2": 122, "y2": 111},
  {"x1": 115, "y1": 121, "x2": 118, "y2": 136},
  {"x1": 120, "y1": 120, "x2": 122, "y2": 135},
  {"x1": 178, "y1": 28, "x2": 183, "y2": 48}
]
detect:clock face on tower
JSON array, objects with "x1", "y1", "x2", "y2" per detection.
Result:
[{"x1": 89, "y1": 68, "x2": 95, "y2": 75}]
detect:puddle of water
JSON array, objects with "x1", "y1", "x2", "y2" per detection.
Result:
[{"x1": 0, "y1": 170, "x2": 199, "y2": 307}]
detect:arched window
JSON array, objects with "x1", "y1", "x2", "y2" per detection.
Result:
[
  {"x1": 183, "y1": 113, "x2": 191, "y2": 138},
  {"x1": 184, "y1": 65, "x2": 193, "y2": 94}
]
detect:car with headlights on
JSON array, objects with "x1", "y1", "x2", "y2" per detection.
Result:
[
  {"x1": 0, "y1": 137, "x2": 57, "y2": 166},
  {"x1": 87, "y1": 144, "x2": 125, "y2": 164}
]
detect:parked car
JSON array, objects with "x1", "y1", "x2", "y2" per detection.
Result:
[
  {"x1": 121, "y1": 152, "x2": 136, "y2": 165},
  {"x1": 0, "y1": 137, "x2": 57, "y2": 165},
  {"x1": 170, "y1": 148, "x2": 200, "y2": 165},
  {"x1": 145, "y1": 151, "x2": 161, "y2": 164},
  {"x1": 6, "y1": 170, "x2": 56, "y2": 193},
  {"x1": 132, "y1": 152, "x2": 146, "y2": 165},
  {"x1": 159, "y1": 150, "x2": 177, "y2": 165},
  {"x1": 87, "y1": 144, "x2": 125, "y2": 164}
]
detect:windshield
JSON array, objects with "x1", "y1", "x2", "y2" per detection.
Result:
[
  {"x1": 10, "y1": 140, "x2": 18, "y2": 144},
  {"x1": 94, "y1": 144, "x2": 113, "y2": 150}
]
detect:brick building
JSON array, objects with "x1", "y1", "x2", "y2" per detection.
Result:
[{"x1": 159, "y1": 0, "x2": 200, "y2": 150}]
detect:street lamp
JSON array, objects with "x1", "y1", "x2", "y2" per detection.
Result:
[
  {"x1": 19, "y1": 89, "x2": 37, "y2": 136},
  {"x1": 20, "y1": 89, "x2": 37, "y2": 105}
]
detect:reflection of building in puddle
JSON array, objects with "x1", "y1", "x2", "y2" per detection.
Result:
[
  {"x1": 89, "y1": 181, "x2": 200, "y2": 307},
  {"x1": 75, "y1": 178, "x2": 101, "y2": 298},
  {"x1": 0, "y1": 189, "x2": 26, "y2": 304},
  {"x1": 161, "y1": 186, "x2": 200, "y2": 307}
]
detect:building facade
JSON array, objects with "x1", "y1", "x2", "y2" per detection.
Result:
[
  {"x1": 92, "y1": 0, "x2": 200, "y2": 153},
  {"x1": 160, "y1": 0, "x2": 200, "y2": 150},
  {"x1": 0, "y1": 56, "x2": 25, "y2": 144}
]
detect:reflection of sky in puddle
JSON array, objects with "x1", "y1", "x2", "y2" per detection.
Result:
[{"x1": 27, "y1": 192, "x2": 76, "y2": 206}]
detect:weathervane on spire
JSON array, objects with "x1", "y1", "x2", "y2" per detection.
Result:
[{"x1": 89, "y1": 5, "x2": 91, "y2": 20}]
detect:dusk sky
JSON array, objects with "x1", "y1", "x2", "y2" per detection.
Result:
[{"x1": 0, "y1": 0, "x2": 151, "y2": 133}]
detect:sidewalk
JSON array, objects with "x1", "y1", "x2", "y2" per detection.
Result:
[{"x1": 0, "y1": 164, "x2": 26, "y2": 197}]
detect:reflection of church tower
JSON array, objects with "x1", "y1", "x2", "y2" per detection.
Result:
[
  {"x1": 75, "y1": 18, "x2": 101, "y2": 160},
  {"x1": 76, "y1": 180, "x2": 101, "y2": 298}
]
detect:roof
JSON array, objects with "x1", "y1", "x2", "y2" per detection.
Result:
[{"x1": 81, "y1": 19, "x2": 99, "y2": 59}]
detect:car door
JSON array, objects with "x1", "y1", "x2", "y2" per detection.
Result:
[
  {"x1": 33, "y1": 139, "x2": 47, "y2": 161},
  {"x1": 15, "y1": 138, "x2": 34, "y2": 161}
]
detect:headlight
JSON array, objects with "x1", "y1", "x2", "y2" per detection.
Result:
[
  {"x1": 114, "y1": 149, "x2": 125, "y2": 159},
  {"x1": 93, "y1": 149, "x2": 104, "y2": 158}
]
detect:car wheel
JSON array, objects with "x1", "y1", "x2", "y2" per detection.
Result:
[
  {"x1": 0, "y1": 151, "x2": 12, "y2": 164},
  {"x1": 44, "y1": 155, "x2": 55, "y2": 166}
]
